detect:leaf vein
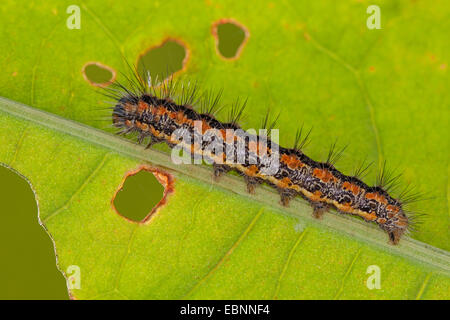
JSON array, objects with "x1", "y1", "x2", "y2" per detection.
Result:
[
  {"x1": 114, "y1": 225, "x2": 139, "y2": 291},
  {"x1": 42, "y1": 152, "x2": 111, "y2": 223},
  {"x1": 415, "y1": 272, "x2": 432, "y2": 300},
  {"x1": 272, "y1": 228, "x2": 308, "y2": 299},
  {"x1": 334, "y1": 247, "x2": 362, "y2": 300}
]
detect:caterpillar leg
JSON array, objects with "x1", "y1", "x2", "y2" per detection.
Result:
[
  {"x1": 387, "y1": 228, "x2": 405, "y2": 245},
  {"x1": 310, "y1": 201, "x2": 329, "y2": 219},
  {"x1": 278, "y1": 188, "x2": 297, "y2": 207},
  {"x1": 213, "y1": 163, "x2": 231, "y2": 180},
  {"x1": 137, "y1": 132, "x2": 150, "y2": 144},
  {"x1": 145, "y1": 135, "x2": 164, "y2": 149},
  {"x1": 244, "y1": 176, "x2": 261, "y2": 194}
]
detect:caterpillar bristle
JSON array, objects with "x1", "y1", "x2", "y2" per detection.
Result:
[
  {"x1": 227, "y1": 97, "x2": 247, "y2": 128},
  {"x1": 260, "y1": 109, "x2": 281, "y2": 137},
  {"x1": 200, "y1": 88, "x2": 224, "y2": 116},
  {"x1": 325, "y1": 140, "x2": 347, "y2": 167},
  {"x1": 375, "y1": 161, "x2": 404, "y2": 193},
  {"x1": 403, "y1": 209, "x2": 427, "y2": 235},
  {"x1": 397, "y1": 183, "x2": 427, "y2": 205},
  {"x1": 352, "y1": 158, "x2": 373, "y2": 180},
  {"x1": 178, "y1": 79, "x2": 200, "y2": 106},
  {"x1": 293, "y1": 124, "x2": 312, "y2": 152}
]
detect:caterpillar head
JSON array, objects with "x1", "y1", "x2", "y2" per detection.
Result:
[
  {"x1": 383, "y1": 206, "x2": 409, "y2": 245},
  {"x1": 112, "y1": 103, "x2": 124, "y2": 126}
]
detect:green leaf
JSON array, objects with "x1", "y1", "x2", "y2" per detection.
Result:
[{"x1": 0, "y1": 0, "x2": 449, "y2": 299}]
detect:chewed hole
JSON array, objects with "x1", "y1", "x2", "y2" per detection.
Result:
[
  {"x1": 212, "y1": 19, "x2": 249, "y2": 59},
  {"x1": 82, "y1": 62, "x2": 116, "y2": 87},
  {"x1": 113, "y1": 167, "x2": 168, "y2": 222},
  {"x1": 137, "y1": 39, "x2": 188, "y2": 84},
  {"x1": 0, "y1": 165, "x2": 67, "y2": 299}
]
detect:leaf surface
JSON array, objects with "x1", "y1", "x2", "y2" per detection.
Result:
[{"x1": 0, "y1": 0, "x2": 448, "y2": 299}]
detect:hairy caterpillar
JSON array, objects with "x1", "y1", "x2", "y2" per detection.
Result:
[{"x1": 102, "y1": 70, "x2": 418, "y2": 245}]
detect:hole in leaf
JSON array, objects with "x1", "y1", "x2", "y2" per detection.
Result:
[
  {"x1": 0, "y1": 165, "x2": 68, "y2": 299},
  {"x1": 113, "y1": 167, "x2": 168, "y2": 222},
  {"x1": 82, "y1": 62, "x2": 116, "y2": 87},
  {"x1": 212, "y1": 19, "x2": 249, "y2": 59},
  {"x1": 137, "y1": 39, "x2": 188, "y2": 84}
]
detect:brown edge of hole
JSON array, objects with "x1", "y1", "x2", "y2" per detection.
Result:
[
  {"x1": 111, "y1": 165, "x2": 175, "y2": 224},
  {"x1": 135, "y1": 37, "x2": 191, "y2": 86},
  {"x1": 81, "y1": 61, "x2": 117, "y2": 88},
  {"x1": 211, "y1": 18, "x2": 250, "y2": 61}
]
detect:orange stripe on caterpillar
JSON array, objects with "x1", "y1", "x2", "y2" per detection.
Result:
[
  {"x1": 280, "y1": 154, "x2": 305, "y2": 169},
  {"x1": 312, "y1": 168, "x2": 337, "y2": 183}
]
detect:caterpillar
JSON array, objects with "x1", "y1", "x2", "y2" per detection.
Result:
[{"x1": 103, "y1": 70, "x2": 417, "y2": 245}]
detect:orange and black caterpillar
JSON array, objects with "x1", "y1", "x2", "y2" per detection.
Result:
[{"x1": 104, "y1": 73, "x2": 416, "y2": 245}]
